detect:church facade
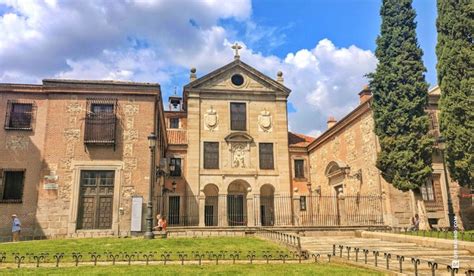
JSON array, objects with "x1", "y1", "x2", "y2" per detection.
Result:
[{"x1": 0, "y1": 51, "x2": 471, "y2": 239}]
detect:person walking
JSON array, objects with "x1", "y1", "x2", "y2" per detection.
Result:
[{"x1": 11, "y1": 214, "x2": 21, "y2": 242}]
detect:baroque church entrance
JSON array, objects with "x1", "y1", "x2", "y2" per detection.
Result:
[{"x1": 227, "y1": 180, "x2": 250, "y2": 226}]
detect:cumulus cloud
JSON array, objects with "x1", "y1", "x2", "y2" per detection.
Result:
[{"x1": 0, "y1": 0, "x2": 377, "y2": 135}]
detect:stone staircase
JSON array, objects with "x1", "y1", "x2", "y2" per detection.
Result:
[{"x1": 299, "y1": 233, "x2": 474, "y2": 275}]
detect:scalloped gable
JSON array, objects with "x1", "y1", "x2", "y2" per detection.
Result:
[{"x1": 184, "y1": 59, "x2": 291, "y2": 95}]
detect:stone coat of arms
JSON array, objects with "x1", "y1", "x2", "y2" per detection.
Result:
[
  {"x1": 204, "y1": 106, "x2": 218, "y2": 131},
  {"x1": 258, "y1": 109, "x2": 272, "y2": 132}
]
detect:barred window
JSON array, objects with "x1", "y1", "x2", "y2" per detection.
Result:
[
  {"x1": 230, "y1": 103, "x2": 246, "y2": 131},
  {"x1": 420, "y1": 180, "x2": 435, "y2": 201},
  {"x1": 0, "y1": 170, "x2": 25, "y2": 203},
  {"x1": 5, "y1": 101, "x2": 34, "y2": 130},
  {"x1": 300, "y1": 196, "x2": 307, "y2": 211},
  {"x1": 294, "y1": 159, "x2": 305, "y2": 178},
  {"x1": 170, "y1": 117, "x2": 179, "y2": 129},
  {"x1": 259, "y1": 143, "x2": 274, "y2": 170},
  {"x1": 170, "y1": 158, "x2": 182, "y2": 177},
  {"x1": 84, "y1": 99, "x2": 117, "y2": 145},
  {"x1": 204, "y1": 142, "x2": 219, "y2": 169}
]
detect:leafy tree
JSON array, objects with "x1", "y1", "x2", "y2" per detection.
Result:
[
  {"x1": 368, "y1": 0, "x2": 433, "y2": 191},
  {"x1": 436, "y1": 0, "x2": 473, "y2": 188}
]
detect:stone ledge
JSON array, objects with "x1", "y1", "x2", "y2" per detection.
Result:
[{"x1": 357, "y1": 230, "x2": 474, "y2": 254}]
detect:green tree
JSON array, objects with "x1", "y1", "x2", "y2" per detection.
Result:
[
  {"x1": 436, "y1": 0, "x2": 474, "y2": 188},
  {"x1": 368, "y1": 0, "x2": 433, "y2": 191}
]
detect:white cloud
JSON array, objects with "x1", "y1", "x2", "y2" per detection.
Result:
[{"x1": 0, "y1": 0, "x2": 377, "y2": 135}]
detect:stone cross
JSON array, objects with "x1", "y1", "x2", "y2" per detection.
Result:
[{"x1": 231, "y1": 42, "x2": 242, "y2": 60}]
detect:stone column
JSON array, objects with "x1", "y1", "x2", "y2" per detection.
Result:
[
  {"x1": 254, "y1": 194, "x2": 261, "y2": 226},
  {"x1": 247, "y1": 195, "x2": 255, "y2": 227},
  {"x1": 198, "y1": 194, "x2": 205, "y2": 227},
  {"x1": 293, "y1": 194, "x2": 301, "y2": 226},
  {"x1": 218, "y1": 194, "x2": 228, "y2": 227}
]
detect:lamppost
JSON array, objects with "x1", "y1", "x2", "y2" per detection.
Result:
[
  {"x1": 437, "y1": 136, "x2": 455, "y2": 229},
  {"x1": 144, "y1": 133, "x2": 157, "y2": 239}
]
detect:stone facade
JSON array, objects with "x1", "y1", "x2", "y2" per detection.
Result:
[{"x1": 0, "y1": 56, "x2": 470, "y2": 238}]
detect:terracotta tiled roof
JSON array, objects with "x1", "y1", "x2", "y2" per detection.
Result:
[
  {"x1": 167, "y1": 129, "x2": 187, "y2": 145},
  {"x1": 288, "y1": 132, "x2": 315, "y2": 148}
]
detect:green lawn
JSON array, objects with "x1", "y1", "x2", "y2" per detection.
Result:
[
  {"x1": 0, "y1": 237, "x2": 288, "y2": 263},
  {"x1": 401, "y1": 230, "x2": 474, "y2": 241},
  {"x1": 0, "y1": 263, "x2": 382, "y2": 275}
]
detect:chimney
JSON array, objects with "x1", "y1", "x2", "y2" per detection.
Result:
[
  {"x1": 358, "y1": 85, "x2": 372, "y2": 103},
  {"x1": 327, "y1": 116, "x2": 337, "y2": 129},
  {"x1": 190, "y1": 67, "x2": 197, "y2": 82}
]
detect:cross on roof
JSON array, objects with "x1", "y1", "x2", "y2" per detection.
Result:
[{"x1": 231, "y1": 42, "x2": 242, "y2": 60}]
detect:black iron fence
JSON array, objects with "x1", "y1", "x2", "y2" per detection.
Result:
[{"x1": 156, "y1": 194, "x2": 384, "y2": 227}]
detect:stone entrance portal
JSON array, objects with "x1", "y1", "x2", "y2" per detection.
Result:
[{"x1": 260, "y1": 184, "x2": 275, "y2": 226}]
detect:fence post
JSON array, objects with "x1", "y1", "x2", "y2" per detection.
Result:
[{"x1": 293, "y1": 193, "x2": 301, "y2": 226}]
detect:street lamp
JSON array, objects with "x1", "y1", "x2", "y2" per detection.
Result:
[
  {"x1": 437, "y1": 136, "x2": 455, "y2": 229},
  {"x1": 144, "y1": 133, "x2": 157, "y2": 239}
]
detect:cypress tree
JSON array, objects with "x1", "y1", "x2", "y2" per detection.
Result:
[
  {"x1": 368, "y1": 0, "x2": 433, "y2": 191},
  {"x1": 436, "y1": 0, "x2": 473, "y2": 188}
]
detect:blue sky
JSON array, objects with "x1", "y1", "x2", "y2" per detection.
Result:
[{"x1": 0, "y1": 0, "x2": 438, "y2": 135}]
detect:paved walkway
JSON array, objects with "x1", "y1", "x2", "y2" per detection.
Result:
[{"x1": 300, "y1": 233, "x2": 474, "y2": 275}]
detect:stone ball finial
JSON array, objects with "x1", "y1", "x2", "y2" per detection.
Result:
[
  {"x1": 190, "y1": 67, "x2": 196, "y2": 73},
  {"x1": 277, "y1": 71, "x2": 283, "y2": 77}
]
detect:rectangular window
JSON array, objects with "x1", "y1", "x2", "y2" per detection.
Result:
[
  {"x1": 169, "y1": 117, "x2": 179, "y2": 129},
  {"x1": 5, "y1": 101, "x2": 33, "y2": 130},
  {"x1": 259, "y1": 143, "x2": 274, "y2": 170},
  {"x1": 170, "y1": 158, "x2": 182, "y2": 177},
  {"x1": 0, "y1": 170, "x2": 25, "y2": 202},
  {"x1": 300, "y1": 196, "x2": 307, "y2": 211},
  {"x1": 230, "y1": 102, "x2": 246, "y2": 131},
  {"x1": 294, "y1": 159, "x2": 305, "y2": 179},
  {"x1": 84, "y1": 99, "x2": 117, "y2": 145},
  {"x1": 204, "y1": 142, "x2": 219, "y2": 169},
  {"x1": 420, "y1": 180, "x2": 435, "y2": 201}
]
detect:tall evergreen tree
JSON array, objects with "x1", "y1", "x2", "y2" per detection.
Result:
[
  {"x1": 368, "y1": 0, "x2": 433, "y2": 191},
  {"x1": 436, "y1": 0, "x2": 473, "y2": 188}
]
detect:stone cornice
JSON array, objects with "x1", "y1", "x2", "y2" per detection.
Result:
[{"x1": 308, "y1": 100, "x2": 372, "y2": 153}]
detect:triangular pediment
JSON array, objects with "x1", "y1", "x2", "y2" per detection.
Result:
[{"x1": 184, "y1": 59, "x2": 290, "y2": 94}]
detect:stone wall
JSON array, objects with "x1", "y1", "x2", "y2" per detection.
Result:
[{"x1": 0, "y1": 91, "x2": 47, "y2": 237}]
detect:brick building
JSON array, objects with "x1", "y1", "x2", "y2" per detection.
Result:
[
  {"x1": 0, "y1": 54, "x2": 470, "y2": 239},
  {"x1": 0, "y1": 80, "x2": 167, "y2": 237}
]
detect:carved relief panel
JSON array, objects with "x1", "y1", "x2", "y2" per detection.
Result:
[
  {"x1": 258, "y1": 109, "x2": 272, "y2": 132},
  {"x1": 204, "y1": 106, "x2": 218, "y2": 131}
]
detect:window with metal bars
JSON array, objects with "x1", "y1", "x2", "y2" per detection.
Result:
[
  {"x1": 170, "y1": 158, "x2": 182, "y2": 177},
  {"x1": 0, "y1": 169, "x2": 25, "y2": 203},
  {"x1": 230, "y1": 102, "x2": 246, "y2": 131},
  {"x1": 84, "y1": 98, "x2": 117, "y2": 145},
  {"x1": 259, "y1": 143, "x2": 274, "y2": 170},
  {"x1": 4, "y1": 101, "x2": 34, "y2": 130},
  {"x1": 294, "y1": 159, "x2": 305, "y2": 179},
  {"x1": 204, "y1": 142, "x2": 219, "y2": 169}
]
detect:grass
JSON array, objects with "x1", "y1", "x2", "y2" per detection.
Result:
[
  {"x1": 401, "y1": 230, "x2": 474, "y2": 241},
  {"x1": 0, "y1": 263, "x2": 383, "y2": 275},
  {"x1": 0, "y1": 236, "x2": 287, "y2": 263}
]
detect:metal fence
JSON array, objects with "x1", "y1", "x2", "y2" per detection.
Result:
[{"x1": 156, "y1": 194, "x2": 384, "y2": 227}]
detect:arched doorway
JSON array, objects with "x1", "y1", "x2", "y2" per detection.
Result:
[
  {"x1": 260, "y1": 184, "x2": 275, "y2": 226},
  {"x1": 325, "y1": 161, "x2": 347, "y2": 225},
  {"x1": 203, "y1": 184, "x2": 219, "y2": 226},
  {"x1": 227, "y1": 180, "x2": 250, "y2": 226}
]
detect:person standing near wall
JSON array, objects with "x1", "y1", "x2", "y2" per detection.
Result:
[{"x1": 11, "y1": 214, "x2": 21, "y2": 242}]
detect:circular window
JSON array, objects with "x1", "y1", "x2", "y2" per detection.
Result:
[{"x1": 231, "y1": 74, "x2": 244, "y2": 86}]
